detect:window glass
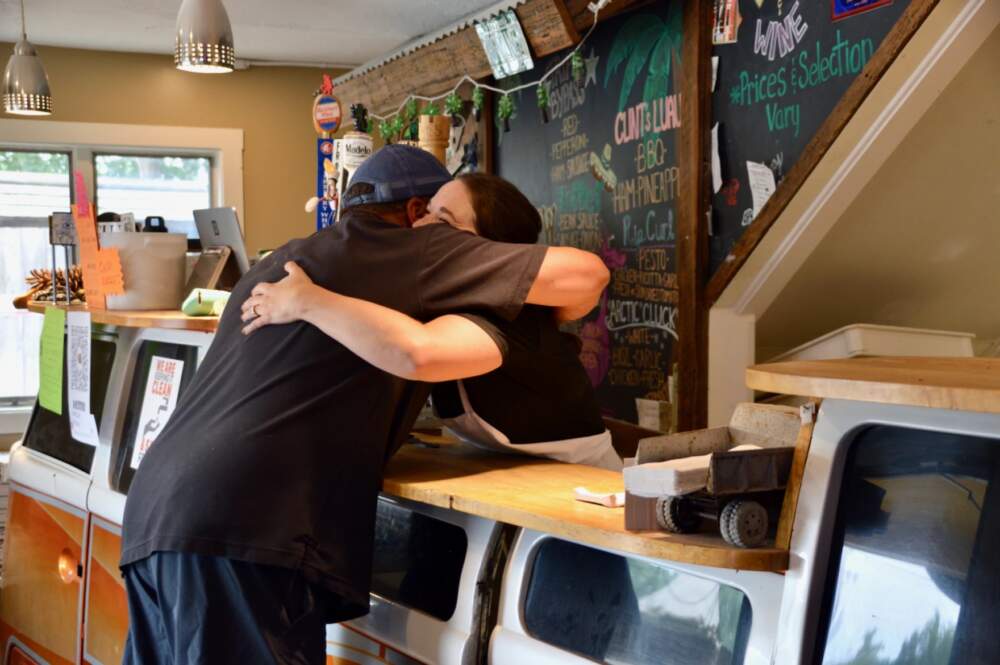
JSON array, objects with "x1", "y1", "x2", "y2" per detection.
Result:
[
  {"x1": 370, "y1": 499, "x2": 468, "y2": 621},
  {"x1": 523, "y1": 538, "x2": 751, "y2": 664},
  {"x1": 0, "y1": 150, "x2": 71, "y2": 402},
  {"x1": 112, "y1": 340, "x2": 199, "y2": 494},
  {"x1": 95, "y1": 154, "x2": 210, "y2": 241},
  {"x1": 817, "y1": 426, "x2": 1000, "y2": 665},
  {"x1": 23, "y1": 334, "x2": 116, "y2": 472}
]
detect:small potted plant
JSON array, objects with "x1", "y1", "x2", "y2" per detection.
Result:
[{"x1": 418, "y1": 101, "x2": 450, "y2": 164}]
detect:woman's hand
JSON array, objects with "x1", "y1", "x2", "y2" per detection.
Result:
[{"x1": 240, "y1": 261, "x2": 316, "y2": 335}]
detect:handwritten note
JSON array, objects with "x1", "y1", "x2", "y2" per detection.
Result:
[
  {"x1": 746, "y1": 160, "x2": 777, "y2": 218},
  {"x1": 71, "y1": 171, "x2": 125, "y2": 309},
  {"x1": 38, "y1": 307, "x2": 66, "y2": 414}
]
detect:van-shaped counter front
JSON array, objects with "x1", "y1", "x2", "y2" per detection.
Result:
[{"x1": 3, "y1": 311, "x2": 999, "y2": 665}]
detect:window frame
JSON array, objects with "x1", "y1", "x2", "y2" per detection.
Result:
[
  {"x1": 768, "y1": 400, "x2": 1000, "y2": 664},
  {"x1": 0, "y1": 119, "x2": 242, "y2": 412},
  {"x1": 0, "y1": 148, "x2": 73, "y2": 405},
  {"x1": 811, "y1": 424, "x2": 1000, "y2": 664},
  {"x1": 110, "y1": 332, "x2": 205, "y2": 495},
  {"x1": 517, "y1": 534, "x2": 754, "y2": 665},
  {"x1": 92, "y1": 150, "x2": 215, "y2": 238},
  {"x1": 369, "y1": 495, "x2": 470, "y2": 622}
]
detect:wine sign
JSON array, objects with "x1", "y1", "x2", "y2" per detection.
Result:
[{"x1": 709, "y1": 0, "x2": 911, "y2": 273}]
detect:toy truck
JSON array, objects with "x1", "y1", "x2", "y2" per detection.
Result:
[{"x1": 624, "y1": 403, "x2": 800, "y2": 547}]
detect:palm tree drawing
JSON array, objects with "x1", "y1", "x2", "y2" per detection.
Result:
[{"x1": 603, "y1": 5, "x2": 683, "y2": 112}]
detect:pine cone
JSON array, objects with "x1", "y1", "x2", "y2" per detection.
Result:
[{"x1": 16, "y1": 265, "x2": 87, "y2": 308}]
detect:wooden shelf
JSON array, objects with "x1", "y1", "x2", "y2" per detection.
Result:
[
  {"x1": 384, "y1": 437, "x2": 789, "y2": 573},
  {"x1": 747, "y1": 357, "x2": 1000, "y2": 415},
  {"x1": 26, "y1": 302, "x2": 219, "y2": 333}
]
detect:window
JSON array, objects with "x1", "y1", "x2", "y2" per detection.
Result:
[
  {"x1": 370, "y1": 499, "x2": 468, "y2": 621},
  {"x1": 112, "y1": 340, "x2": 199, "y2": 493},
  {"x1": 0, "y1": 150, "x2": 71, "y2": 403},
  {"x1": 95, "y1": 154, "x2": 211, "y2": 241},
  {"x1": 523, "y1": 539, "x2": 751, "y2": 664},
  {"x1": 816, "y1": 426, "x2": 1000, "y2": 665},
  {"x1": 22, "y1": 332, "x2": 116, "y2": 472}
]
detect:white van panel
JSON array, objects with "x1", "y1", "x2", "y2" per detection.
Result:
[
  {"x1": 495, "y1": 529, "x2": 784, "y2": 665},
  {"x1": 333, "y1": 496, "x2": 497, "y2": 665},
  {"x1": 773, "y1": 398, "x2": 1000, "y2": 665},
  {"x1": 86, "y1": 326, "x2": 213, "y2": 525}
]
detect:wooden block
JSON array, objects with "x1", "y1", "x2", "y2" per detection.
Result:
[
  {"x1": 516, "y1": 0, "x2": 580, "y2": 57},
  {"x1": 775, "y1": 402, "x2": 820, "y2": 550},
  {"x1": 624, "y1": 492, "x2": 660, "y2": 531},
  {"x1": 636, "y1": 426, "x2": 731, "y2": 464}
]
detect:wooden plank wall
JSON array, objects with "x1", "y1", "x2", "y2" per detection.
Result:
[
  {"x1": 676, "y1": 0, "x2": 713, "y2": 430},
  {"x1": 336, "y1": 0, "x2": 580, "y2": 115}
]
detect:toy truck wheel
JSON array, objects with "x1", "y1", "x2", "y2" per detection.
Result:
[
  {"x1": 720, "y1": 499, "x2": 768, "y2": 548},
  {"x1": 655, "y1": 496, "x2": 699, "y2": 533}
]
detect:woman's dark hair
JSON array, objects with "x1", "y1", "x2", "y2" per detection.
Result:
[{"x1": 457, "y1": 173, "x2": 542, "y2": 244}]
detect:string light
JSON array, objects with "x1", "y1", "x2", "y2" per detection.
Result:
[{"x1": 364, "y1": 1, "x2": 609, "y2": 128}]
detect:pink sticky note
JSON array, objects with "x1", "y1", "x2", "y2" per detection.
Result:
[{"x1": 74, "y1": 171, "x2": 90, "y2": 216}]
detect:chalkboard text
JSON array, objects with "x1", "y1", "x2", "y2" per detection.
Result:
[
  {"x1": 614, "y1": 94, "x2": 682, "y2": 145},
  {"x1": 613, "y1": 165, "x2": 680, "y2": 214},
  {"x1": 753, "y1": 1, "x2": 809, "y2": 61}
]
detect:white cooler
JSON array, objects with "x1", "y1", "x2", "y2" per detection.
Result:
[{"x1": 770, "y1": 323, "x2": 975, "y2": 362}]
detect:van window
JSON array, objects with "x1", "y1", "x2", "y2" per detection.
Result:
[
  {"x1": 523, "y1": 538, "x2": 751, "y2": 664},
  {"x1": 816, "y1": 425, "x2": 1000, "y2": 664},
  {"x1": 370, "y1": 499, "x2": 468, "y2": 621},
  {"x1": 22, "y1": 334, "x2": 116, "y2": 472},
  {"x1": 111, "y1": 340, "x2": 199, "y2": 494}
]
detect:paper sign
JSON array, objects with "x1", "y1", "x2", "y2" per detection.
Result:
[
  {"x1": 130, "y1": 356, "x2": 185, "y2": 469},
  {"x1": 97, "y1": 247, "x2": 125, "y2": 294},
  {"x1": 746, "y1": 160, "x2": 777, "y2": 219},
  {"x1": 70, "y1": 411, "x2": 100, "y2": 446},
  {"x1": 71, "y1": 170, "x2": 125, "y2": 309},
  {"x1": 66, "y1": 311, "x2": 98, "y2": 446},
  {"x1": 39, "y1": 307, "x2": 66, "y2": 414},
  {"x1": 712, "y1": 123, "x2": 723, "y2": 194}
]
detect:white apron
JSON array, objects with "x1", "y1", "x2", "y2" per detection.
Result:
[{"x1": 440, "y1": 381, "x2": 623, "y2": 471}]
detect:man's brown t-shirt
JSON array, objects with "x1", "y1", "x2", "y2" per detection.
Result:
[{"x1": 119, "y1": 209, "x2": 546, "y2": 621}]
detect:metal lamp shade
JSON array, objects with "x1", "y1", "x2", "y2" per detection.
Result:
[
  {"x1": 3, "y1": 39, "x2": 52, "y2": 115},
  {"x1": 175, "y1": 0, "x2": 235, "y2": 74}
]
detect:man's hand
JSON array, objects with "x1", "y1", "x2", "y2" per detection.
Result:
[{"x1": 240, "y1": 261, "x2": 316, "y2": 335}]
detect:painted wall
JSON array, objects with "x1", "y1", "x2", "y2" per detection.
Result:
[
  {"x1": 755, "y1": 25, "x2": 1000, "y2": 360},
  {"x1": 0, "y1": 43, "x2": 347, "y2": 254}
]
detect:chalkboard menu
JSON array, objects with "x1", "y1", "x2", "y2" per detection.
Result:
[
  {"x1": 710, "y1": 0, "x2": 911, "y2": 273},
  {"x1": 497, "y1": 2, "x2": 684, "y2": 424}
]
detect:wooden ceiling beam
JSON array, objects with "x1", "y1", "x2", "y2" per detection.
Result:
[{"x1": 336, "y1": 0, "x2": 582, "y2": 116}]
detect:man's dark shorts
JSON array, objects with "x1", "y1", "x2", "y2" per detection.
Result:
[{"x1": 122, "y1": 552, "x2": 335, "y2": 665}]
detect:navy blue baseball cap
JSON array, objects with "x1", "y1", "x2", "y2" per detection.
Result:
[{"x1": 342, "y1": 144, "x2": 452, "y2": 209}]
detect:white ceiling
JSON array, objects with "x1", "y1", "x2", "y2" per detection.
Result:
[{"x1": 0, "y1": 0, "x2": 503, "y2": 67}]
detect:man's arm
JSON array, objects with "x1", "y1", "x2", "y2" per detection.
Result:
[
  {"x1": 527, "y1": 247, "x2": 610, "y2": 320},
  {"x1": 241, "y1": 262, "x2": 502, "y2": 382}
]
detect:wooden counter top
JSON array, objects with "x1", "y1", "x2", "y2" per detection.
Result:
[
  {"x1": 27, "y1": 302, "x2": 219, "y2": 333},
  {"x1": 384, "y1": 437, "x2": 789, "y2": 572},
  {"x1": 747, "y1": 357, "x2": 1000, "y2": 415}
]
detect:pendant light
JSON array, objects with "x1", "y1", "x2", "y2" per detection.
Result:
[
  {"x1": 3, "y1": 0, "x2": 52, "y2": 115},
  {"x1": 175, "y1": 0, "x2": 235, "y2": 74}
]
